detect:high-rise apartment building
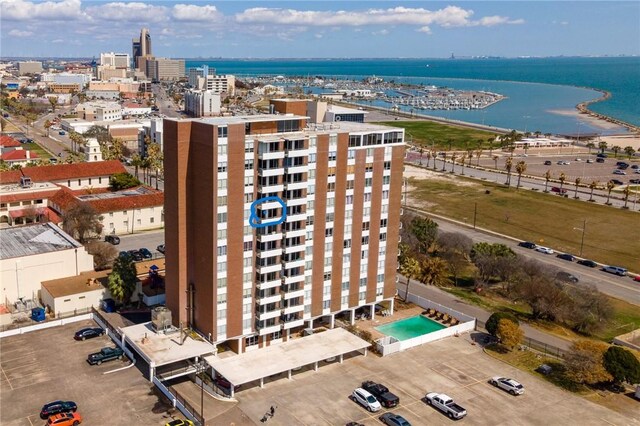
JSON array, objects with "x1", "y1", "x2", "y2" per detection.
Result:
[
  {"x1": 164, "y1": 115, "x2": 404, "y2": 353},
  {"x1": 184, "y1": 90, "x2": 221, "y2": 117},
  {"x1": 146, "y1": 58, "x2": 185, "y2": 82},
  {"x1": 132, "y1": 28, "x2": 152, "y2": 70},
  {"x1": 188, "y1": 65, "x2": 216, "y2": 86}
]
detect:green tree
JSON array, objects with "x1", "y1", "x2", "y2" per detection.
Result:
[
  {"x1": 603, "y1": 346, "x2": 640, "y2": 385},
  {"x1": 543, "y1": 169, "x2": 552, "y2": 193},
  {"x1": 410, "y1": 217, "x2": 438, "y2": 254},
  {"x1": 573, "y1": 177, "x2": 581, "y2": 199},
  {"x1": 515, "y1": 160, "x2": 527, "y2": 189},
  {"x1": 44, "y1": 119, "x2": 52, "y2": 136},
  {"x1": 130, "y1": 153, "x2": 143, "y2": 179},
  {"x1": 486, "y1": 312, "x2": 519, "y2": 337},
  {"x1": 146, "y1": 141, "x2": 163, "y2": 190},
  {"x1": 605, "y1": 181, "x2": 615, "y2": 205},
  {"x1": 471, "y1": 242, "x2": 516, "y2": 260},
  {"x1": 504, "y1": 157, "x2": 513, "y2": 186},
  {"x1": 496, "y1": 319, "x2": 524, "y2": 350},
  {"x1": 623, "y1": 146, "x2": 635, "y2": 158},
  {"x1": 109, "y1": 172, "x2": 141, "y2": 191},
  {"x1": 585, "y1": 142, "x2": 595, "y2": 154},
  {"x1": 622, "y1": 186, "x2": 631, "y2": 209},
  {"x1": 611, "y1": 145, "x2": 621, "y2": 158},
  {"x1": 62, "y1": 202, "x2": 103, "y2": 243},
  {"x1": 419, "y1": 257, "x2": 449, "y2": 287},
  {"x1": 598, "y1": 141, "x2": 608, "y2": 153},
  {"x1": 108, "y1": 254, "x2": 138, "y2": 304},
  {"x1": 48, "y1": 96, "x2": 58, "y2": 112},
  {"x1": 399, "y1": 256, "x2": 421, "y2": 302},
  {"x1": 558, "y1": 172, "x2": 567, "y2": 193}
]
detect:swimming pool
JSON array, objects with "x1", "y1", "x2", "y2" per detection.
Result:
[{"x1": 375, "y1": 315, "x2": 447, "y2": 341}]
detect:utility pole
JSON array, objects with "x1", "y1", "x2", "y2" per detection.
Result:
[
  {"x1": 473, "y1": 203, "x2": 478, "y2": 229},
  {"x1": 573, "y1": 219, "x2": 587, "y2": 257}
]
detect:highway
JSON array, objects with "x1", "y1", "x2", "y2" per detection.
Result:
[{"x1": 432, "y1": 216, "x2": 640, "y2": 305}]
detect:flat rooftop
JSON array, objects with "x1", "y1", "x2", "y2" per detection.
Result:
[
  {"x1": 189, "y1": 114, "x2": 310, "y2": 126},
  {"x1": 0, "y1": 223, "x2": 82, "y2": 260},
  {"x1": 122, "y1": 322, "x2": 216, "y2": 367},
  {"x1": 41, "y1": 270, "x2": 109, "y2": 298},
  {"x1": 327, "y1": 105, "x2": 368, "y2": 114},
  {"x1": 204, "y1": 327, "x2": 370, "y2": 386},
  {"x1": 76, "y1": 186, "x2": 155, "y2": 201}
]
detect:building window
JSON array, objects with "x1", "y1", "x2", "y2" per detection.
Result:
[
  {"x1": 217, "y1": 277, "x2": 227, "y2": 288},
  {"x1": 218, "y1": 161, "x2": 227, "y2": 172},
  {"x1": 218, "y1": 179, "x2": 227, "y2": 189},
  {"x1": 217, "y1": 212, "x2": 227, "y2": 223},
  {"x1": 217, "y1": 325, "x2": 226, "y2": 335},
  {"x1": 217, "y1": 196, "x2": 227, "y2": 206},
  {"x1": 323, "y1": 300, "x2": 331, "y2": 309},
  {"x1": 244, "y1": 159, "x2": 254, "y2": 170},
  {"x1": 325, "y1": 228, "x2": 333, "y2": 237},
  {"x1": 243, "y1": 241, "x2": 253, "y2": 251},
  {"x1": 243, "y1": 288, "x2": 252, "y2": 299},
  {"x1": 217, "y1": 262, "x2": 226, "y2": 272},
  {"x1": 245, "y1": 142, "x2": 254, "y2": 153},
  {"x1": 342, "y1": 282, "x2": 350, "y2": 291},
  {"x1": 246, "y1": 336, "x2": 258, "y2": 346},
  {"x1": 243, "y1": 319, "x2": 252, "y2": 329},
  {"x1": 217, "y1": 246, "x2": 227, "y2": 256},
  {"x1": 328, "y1": 151, "x2": 337, "y2": 161},
  {"x1": 271, "y1": 330, "x2": 281, "y2": 340},
  {"x1": 218, "y1": 145, "x2": 227, "y2": 156},
  {"x1": 137, "y1": 219, "x2": 141, "y2": 225},
  {"x1": 218, "y1": 293, "x2": 227, "y2": 304},
  {"x1": 217, "y1": 229, "x2": 227, "y2": 239},
  {"x1": 323, "y1": 272, "x2": 332, "y2": 281},
  {"x1": 217, "y1": 309, "x2": 226, "y2": 320}
]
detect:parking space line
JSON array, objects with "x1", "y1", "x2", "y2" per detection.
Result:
[{"x1": 1, "y1": 364, "x2": 13, "y2": 390}]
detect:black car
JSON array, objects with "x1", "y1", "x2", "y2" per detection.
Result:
[
  {"x1": 40, "y1": 401, "x2": 77, "y2": 419},
  {"x1": 597, "y1": 153, "x2": 608, "y2": 158},
  {"x1": 128, "y1": 250, "x2": 143, "y2": 261},
  {"x1": 543, "y1": 160, "x2": 552, "y2": 165},
  {"x1": 556, "y1": 271, "x2": 579, "y2": 283},
  {"x1": 518, "y1": 241, "x2": 537, "y2": 249},
  {"x1": 362, "y1": 380, "x2": 400, "y2": 408},
  {"x1": 629, "y1": 178, "x2": 640, "y2": 184},
  {"x1": 609, "y1": 179, "x2": 624, "y2": 186},
  {"x1": 105, "y1": 235, "x2": 120, "y2": 245},
  {"x1": 616, "y1": 161, "x2": 629, "y2": 167},
  {"x1": 577, "y1": 259, "x2": 598, "y2": 268},
  {"x1": 74, "y1": 327, "x2": 104, "y2": 341},
  {"x1": 157, "y1": 244, "x2": 165, "y2": 254},
  {"x1": 596, "y1": 158, "x2": 605, "y2": 163},
  {"x1": 556, "y1": 253, "x2": 575, "y2": 262},
  {"x1": 138, "y1": 248, "x2": 153, "y2": 259}
]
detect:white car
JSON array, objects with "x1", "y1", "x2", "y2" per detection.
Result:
[
  {"x1": 489, "y1": 377, "x2": 525, "y2": 395},
  {"x1": 535, "y1": 246, "x2": 554, "y2": 254},
  {"x1": 352, "y1": 388, "x2": 382, "y2": 412}
]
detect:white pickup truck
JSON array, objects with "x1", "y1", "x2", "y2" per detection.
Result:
[{"x1": 425, "y1": 392, "x2": 467, "y2": 419}]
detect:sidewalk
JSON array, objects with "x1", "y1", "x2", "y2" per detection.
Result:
[{"x1": 396, "y1": 278, "x2": 573, "y2": 351}]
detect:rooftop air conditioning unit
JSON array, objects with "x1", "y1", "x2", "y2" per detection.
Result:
[
  {"x1": 20, "y1": 176, "x2": 32, "y2": 188},
  {"x1": 151, "y1": 306, "x2": 172, "y2": 333}
]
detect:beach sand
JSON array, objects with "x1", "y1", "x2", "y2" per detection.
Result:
[
  {"x1": 547, "y1": 109, "x2": 627, "y2": 131},
  {"x1": 600, "y1": 134, "x2": 640, "y2": 151}
]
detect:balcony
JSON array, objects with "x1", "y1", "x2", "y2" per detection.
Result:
[
  {"x1": 282, "y1": 318, "x2": 305, "y2": 330},
  {"x1": 258, "y1": 150, "x2": 285, "y2": 160},
  {"x1": 282, "y1": 288, "x2": 305, "y2": 300},
  {"x1": 283, "y1": 244, "x2": 305, "y2": 255},
  {"x1": 283, "y1": 274, "x2": 305, "y2": 285},
  {"x1": 256, "y1": 279, "x2": 281, "y2": 290},
  {"x1": 284, "y1": 164, "x2": 309, "y2": 174},
  {"x1": 256, "y1": 263, "x2": 281, "y2": 274},
  {"x1": 282, "y1": 258, "x2": 305, "y2": 270},
  {"x1": 284, "y1": 181, "x2": 307, "y2": 191},
  {"x1": 256, "y1": 293, "x2": 281, "y2": 305},
  {"x1": 258, "y1": 167, "x2": 284, "y2": 177},
  {"x1": 256, "y1": 308, "x2": 282, "y2": 321},
  {"x1": 258, "y1": 323, "x2": 282, "y2": 336},
  {"x1": 259, "y1": 183, "x2": 284, "y2": 193},
  {"x1": 257, "y1": 247, "x2": 281, "y2": 258}
]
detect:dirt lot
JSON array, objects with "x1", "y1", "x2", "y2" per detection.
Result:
[
  {"x1": 0, "y1": 320, "x2": 176, "y2": 426},
  {"x1": 233, "y1": 334, "x2": 638, "y2": 425}
]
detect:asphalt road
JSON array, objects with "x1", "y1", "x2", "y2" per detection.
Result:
[
  {"x1": 113, "y1": 228, "x2": 165, "y2": 254},
  {"x1": 432, "y1": 217, "x2": 640, "y2": 305}
]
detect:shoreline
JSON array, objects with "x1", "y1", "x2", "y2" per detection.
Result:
[{"x1": 575, "y1": 88, "x2": 640, "y2": 134}]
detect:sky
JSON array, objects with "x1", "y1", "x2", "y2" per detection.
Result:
[{"x1": 0, "y1": 1, "x2": 639, "y2": 58}]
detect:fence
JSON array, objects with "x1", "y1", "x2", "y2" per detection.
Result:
[
  {"x1": 168, "y1": 382, "x2": 205, "y2": 426},
  {"x1": 475, "y1": 320, "x2": 567, "y2": 358},
  {"x1": 406, "y1": 294, "x2": 475, "y2": 323},
  {"x1": 0, "y1": 306, "x2": 93, "y2": 333},
  {"x1": 0, "y1": 313, "x2": 93, "y2": 338}
]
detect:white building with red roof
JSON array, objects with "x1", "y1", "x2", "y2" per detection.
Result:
[{"x1": 0, "y1": 148, "x2": 39, "y2": 167}]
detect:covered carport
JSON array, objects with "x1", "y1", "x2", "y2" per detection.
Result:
[{"x1": 203, "y1": 328, "x2": 370, "y2": 397}]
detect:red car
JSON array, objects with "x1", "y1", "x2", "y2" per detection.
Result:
[
  {"x1": 634, "y1": 275, "x2": 640, "y2": 282},
  {"x1": 47, "y1": 412, "x2": 82, "y2": 426},
  {"x1": 550, "y1": 186, "x2": 567, "y2": 194}
]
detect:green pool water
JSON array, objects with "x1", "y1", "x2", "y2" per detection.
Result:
[{"x1": 375, "y1": 315, "x2": 447, "y2": 341}]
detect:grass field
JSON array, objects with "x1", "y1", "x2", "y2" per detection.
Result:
[
  {"x1": 22, "y1": 142, "x2": 52, "y2": 158},
  {"x1": 408, "y1": 173, "x2": 640, "y2": 271},
  {"x1": 377, "y1": 120, "x2": 496, "y2": 150}
]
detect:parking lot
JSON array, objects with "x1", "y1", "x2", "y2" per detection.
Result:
[
  {"x1": 478, "y1": 152, "x2": 640, "y2": 186},
  {"x1": 0, "y1": 320, "x2": 174, "y2": 426},
  {"x1": 234, "y1": 334, "x2": 636, "y2": 425}
]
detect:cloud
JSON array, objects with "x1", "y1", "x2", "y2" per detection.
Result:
[
  {"x1": 84, "y1": 2, "x2": 168, "y2": 23},
  {"x1": 234, "y1": 6, "x2": 523, "y2": 31},
  {"x1": 372, "y1": 29, "x2": 390, "y2": 36},
  {"x1": 172, "y1": 4, "x2": 221, "y2": 22},
  {"x1": 0, "y1": 0, "x2": 85, "y2": 21},
  {"x1": 8, "y1": 29, "x2": 33, "y2": 37}
]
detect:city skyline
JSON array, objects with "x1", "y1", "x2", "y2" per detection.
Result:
[{"x1": 1, "y1": 1, "x2": 639, "y2": 58}]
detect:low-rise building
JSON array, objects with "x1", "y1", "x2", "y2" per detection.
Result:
[
  {"x1": 0, "y1": 223, "x2": 94, "y2": 305},
  {"x1": 122, "y1": 102, "x2": 151, "y2": 117},
  {"x1": 0, "y1": 148, "x2": 39, "y2": 167}
]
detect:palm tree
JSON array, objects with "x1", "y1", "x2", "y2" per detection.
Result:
[
  {"x1": 588, "y1": 180, "x2": 599, "y2": 201},
  {"x1": 433, "y1": 151, "x2": 438, "y2": 171},
  {"x1": 622, "y1": 186, "x2": 631, "y2": 209},
  {"x1": 624, "y1": 146, "x2": 636, "y2": 159},
  {"x1": 504, "y1": 157, "x2": 513, "y2": 186},
  {"x1": 573, "y1": 177, "x2": 582, "y2": 199},
  {"x1": 598, "y1": 141, "x2": 608, "y2": 153},
  {"x1": 475, "y1": 149, "x2": 482, "y2": 166},
  {"x1": 425, "y1": 150, "x2": 432, "y2": 168},
  {"x1": 586, "y1": 142, "x2": 596, "y2": 154},
  {"x1": 419, "y1": 147, "x2": 424, "y2": 165},
  {"x1": 524, "y1": 131, "x2": 531, "y2": 139},
  {"x1": 419, "y1": 257, "x2": 449, "y2": 287},
  {"x1": 493, "y1": 155, "x2": 499, "y2": 170},
  {"x1": 441, "y1": 152, "x2": 447, "y2": 172},
  {"x1": 515, "y1": 161, "x2": 527, "y2": 189},
  {"x1": 605, "y1": 181, "x2": 615, "y2": 204},
  {"x1": 459, "y1": 153, "x2": 466, "y2": 175},
  {"x1": 44, "y1": 119, "x2": 52, "y2": 137},
  {"x1": 534, "y1": 130, "x2": 542, "y2": 138},
  {"x1": 559, "y1": 172, "x2": 567, "y2": 193},
  {"x1": 399, "y1": 256, "x2": 421, "y2": 301},
  {"x1": 544, "y1": 133, "x2": 552, "y2": 138},
  {"x1": 611, "y1": 145, "x2": 621, "y2": 158},
  {"x1": 130, "y1": 153, "x2": 143, "y2": 179},
  {"x1": 544, "y1": 170, "x2": 552, "y2": 192},
  {"x1": 450, "y1": 153, "x2": 457, "y2": 173}
]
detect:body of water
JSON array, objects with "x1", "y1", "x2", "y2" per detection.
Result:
[{"x1": 186, "y1": 57, "x2": 639, "y2": 135}]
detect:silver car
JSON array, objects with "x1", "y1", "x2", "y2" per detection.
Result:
[
  {"x1": 352, "y1": 388, "x2": 382, "y2": 412},
  {"x1": 489, "y1": 377, "x2": 525, "y2": 395}
]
